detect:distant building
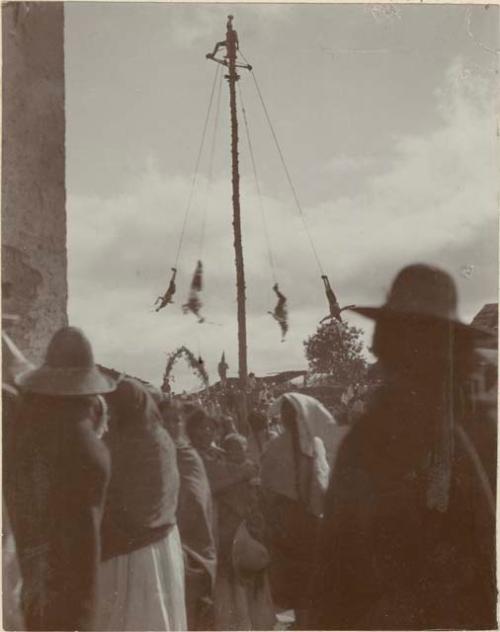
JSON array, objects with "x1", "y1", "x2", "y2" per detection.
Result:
[
  {"x1": 468, "y1": 303, "x2": 498, "y2": 411},
  {"x1": 471, "y1": 303, "x2": 498, "y2": 347}
]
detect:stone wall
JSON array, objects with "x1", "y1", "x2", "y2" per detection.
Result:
[{"x1": 2, "y1": 2, "x2": 67, "y2": 364}]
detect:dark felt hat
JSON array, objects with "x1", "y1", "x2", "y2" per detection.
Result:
[
  {"x1": 350, "y1": 264, "x2": 492, "y2": 340},
  {"x1": 15, "y1": 326, "x2": 116, "y2": 396}
]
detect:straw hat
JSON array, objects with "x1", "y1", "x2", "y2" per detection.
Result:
[
  {"x1": 15, "y1": 326, "x2": 116, "y2": 396},
  {"x1": 350, "y1": 264, "x2": 491, "y2": 339}
]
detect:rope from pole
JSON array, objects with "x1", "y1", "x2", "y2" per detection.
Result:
[
  {"x1": 199, "y1": 67, "x2": 224, "y2": 258},
  {"x1": 174, "y1": 64, "x2": 221, "y2": 267},
  {"x1": 238, "y1": 81, "x2": 277, "y2": 283},
  {"x1": 239, "y1": 51, "x2": 325, "y2": 276}
]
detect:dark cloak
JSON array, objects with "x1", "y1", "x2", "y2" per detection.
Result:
[
  {"x1": 312, "y1": 382, "x2": 497, "y2": 630},
  {"x1": 102, "y1": 378, "x2": 179, "y2": 560},
  {"x1": 4, "y1": 395, "x2": 110, "y2": 631}
]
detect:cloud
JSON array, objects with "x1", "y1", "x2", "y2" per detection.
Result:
[
  {"x1": 167, "y1": 9, "x2": 219, "y2": 49},
  {"x1": 323, "y1": 154, "x2": 375, "y2": 175},
  {"x1": 166, "y1": 4, "x2": 294, "y2": 50},
  {"x1": 68, "y1": 59, "x2": 497, "y2": 390}
]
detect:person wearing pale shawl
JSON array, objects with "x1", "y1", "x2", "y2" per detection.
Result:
[
  {"x1": 159, "y1": 399, "x2": 217, "y2": 631},
  {"x1": 260, "y1": 392, "x2": 347, "y2": 628}
]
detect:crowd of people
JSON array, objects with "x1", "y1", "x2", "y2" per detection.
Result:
[{"x1": 2, "y1": 263, "x2": 497, "y2": 631}]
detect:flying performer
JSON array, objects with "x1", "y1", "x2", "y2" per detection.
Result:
[
  {"x1": 154, "y1": 268, "x2": 177, "y2": 312},
  {"x1": 268, "y1": 284, "x2": 289, "y2": 342}
]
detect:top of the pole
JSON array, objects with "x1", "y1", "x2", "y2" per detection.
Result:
[
  {"x1": 206, "y1": 16, "x2": 251, "y2": 71},
  {"x1": 226, "y1": 15, "x2": 238, "y2": 54}
]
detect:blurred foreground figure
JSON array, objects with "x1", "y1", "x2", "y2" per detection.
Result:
[
  {"x1": 312, "y1": 264, "x2": 497, "y2": 630},
  {"x1": 5, "y1": 327, "x2": 116, "y2": 631},
  {"x1": 97, "y1": 378, "x2": 186, "y2": 631},
  {"x1": 2, "y1": 315, "x2": 33, "y2": 630}
]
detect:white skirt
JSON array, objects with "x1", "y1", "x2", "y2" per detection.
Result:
[{"x1": 95, "y1": 526, "x2": 187, "y2": 631}]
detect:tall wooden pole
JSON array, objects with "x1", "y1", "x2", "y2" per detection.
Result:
[
  {"x1": 225, "y1": 16, "x2": 248, "y2": 394},
  {"x1": 206, "y1": 16, "x2": 251, "y2": 427}
]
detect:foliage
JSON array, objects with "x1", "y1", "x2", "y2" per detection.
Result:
[
  {"x1": 303, "y1": 320, "x2": 368, "y2": 386},
  {"x1": 161, "y1": 345, "x2": 209, "y2": 394}
]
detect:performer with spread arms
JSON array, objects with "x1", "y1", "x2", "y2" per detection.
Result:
[
  {"x1": 154, "y1": 268, "x2": 177, "y2": 312},
  {"x1": 320, "y1": 275, "x2": 355, "y2": 326}
]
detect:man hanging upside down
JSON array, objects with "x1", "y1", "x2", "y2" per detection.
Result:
[
  {"x1": 182, "y1": 295, "x2": 205, "y2": 324},
  {"x1": 320, "y1": 275, "x2": 355, "y2": 326},
  {"x1": 154, "y1": 268, "x2": 177, "y2": 312},
  {"x1": 183, "y1": 261, "x2": 205, "y2": 323},
  {"x1": 268, "y1": 283, "x2": 288, "y2": 342}
]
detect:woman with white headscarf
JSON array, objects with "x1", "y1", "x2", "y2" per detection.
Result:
[{"x1": 260, "y1": 393, "x2": 347, "y2": 628}]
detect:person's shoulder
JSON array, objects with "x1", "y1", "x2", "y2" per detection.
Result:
[
  {"x1": 333, "y1": 401, "x2": 384, "y2": 471},
  {"x1": 325, "y1": 416, "x2": 379, "y2": 512},
  {"x1": 67, "y1": 420, "x2": 111, "y2": 495},
  {"x1": 74, "y1": 419, "x2": 111, "y2": 460},
  {"x1": 177, "y1": 441, "x2": 205, "y2": 469},
  {"x1": 176, "y1": 442, "x2": 212, "y2": 487},
  {"x1": 204, "y1": 445, "x2": 226, "y2": 462},
  {"x1": 2, "y1": 383, "x2": 21, "y2": 430},
  {"x1": 338, "y1": 409, "x2": 373, "y2": 443}
]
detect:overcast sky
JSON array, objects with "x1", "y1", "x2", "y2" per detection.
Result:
[{"x1": 65, "y1": 2, "x2": 499, "y2": 391}]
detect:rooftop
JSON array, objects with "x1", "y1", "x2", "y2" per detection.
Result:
[{"x1": 471, "y1": 303, "x2": 498, "y2": 334}]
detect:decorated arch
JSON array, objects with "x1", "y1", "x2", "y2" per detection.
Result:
[{"x1": 161, "y1": 345, "x2": 209, "y2": 394}]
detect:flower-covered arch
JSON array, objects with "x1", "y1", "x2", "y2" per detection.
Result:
[{"x1": 161, "y1": 345, "x2": 209, "y2": 394}]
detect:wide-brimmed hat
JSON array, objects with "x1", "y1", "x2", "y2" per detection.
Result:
[
  {"x1": 350, "y1": 264, "x2": 492, "y2": 339},
  {"x1": 15, "y1": 326, "x2": 116, "y2": 396}
]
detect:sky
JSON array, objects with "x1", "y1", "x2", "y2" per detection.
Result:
[{"x1": 65, "y1": 2, "x2": 499, "y2": 392}]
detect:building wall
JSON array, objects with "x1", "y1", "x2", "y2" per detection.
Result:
[{"x1": 2, "y1": 2, "x2": 67, "y2": 364}]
